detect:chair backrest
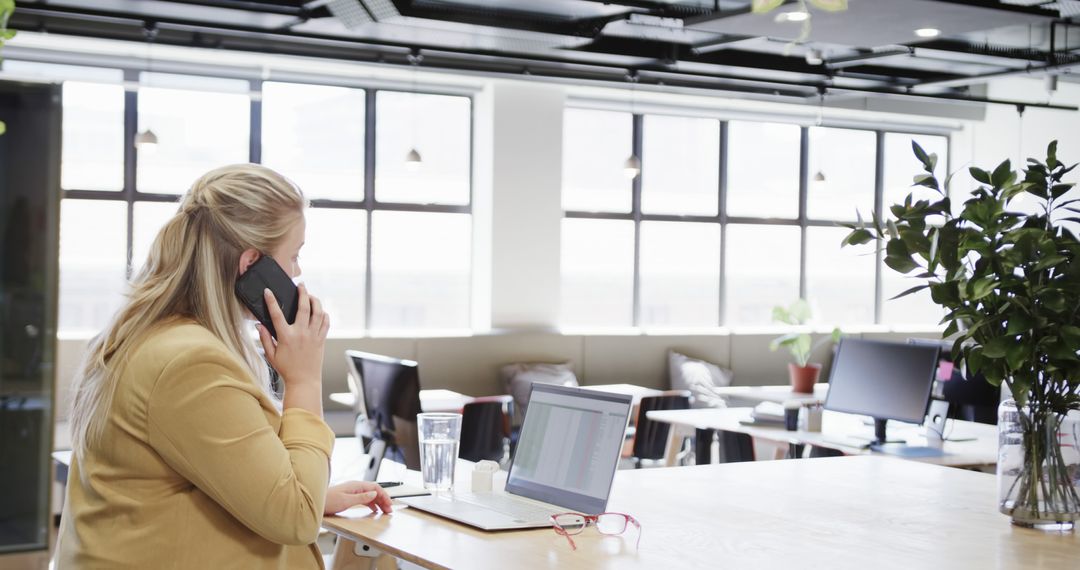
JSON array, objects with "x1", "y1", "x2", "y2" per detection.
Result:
[
  {"x1": 459, "y1": 401, "x2": 506, "y2": 463},
  {"x1": 632, "y1": 393, "x2": 691, "y2": 461}
]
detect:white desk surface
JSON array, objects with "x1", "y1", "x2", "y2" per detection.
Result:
[
  {"x1": 581, "y1": 383, "x2": 663, "y2": 404},
  {"x1": 714, "y1": 383, "x2": 829, "y2": 405},
  {"x1": 323, "y1": 455, "x2": 1077, "y2": 570},
  {"x1": 329, "y1": 389, "x2": 512, "y2": 413},
  {"x1": 647, "y1": 407, "x2": 999, "y2": 468}
]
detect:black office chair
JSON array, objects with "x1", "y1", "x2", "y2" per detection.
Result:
[
  {"x1": 459, "y1": 401, "x2": 507, "y2": 463},
  {"x1": 631, "y1": 393, "x2": 691, "y2": 468}
]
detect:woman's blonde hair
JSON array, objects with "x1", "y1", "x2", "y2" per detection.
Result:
[{"x1": 70, "y1": 163, "x2": 305, "y2": 465}]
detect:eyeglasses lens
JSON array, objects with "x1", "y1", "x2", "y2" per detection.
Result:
[{"x1": 595, "y1": 514, "x2": 627, "y2": 535}]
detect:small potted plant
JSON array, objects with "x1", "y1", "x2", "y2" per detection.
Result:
[{"x1": 769, "y1": 299, "x2": 841, "y2": 393}]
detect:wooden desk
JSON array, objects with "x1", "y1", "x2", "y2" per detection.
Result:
[
  {"x1": 324, "y1": 456, "x2": 1077, "y2": 569},
  {"x1": 330, "y1": 390, "x2": 513, "y2": 413},
  {"x1": 647, "y1": 407, "x2": 999, "y2": 468}
]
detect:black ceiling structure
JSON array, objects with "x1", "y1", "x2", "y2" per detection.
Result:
[{"x1": 9, "y1": 0, "x2": 1080, "y2": 111}]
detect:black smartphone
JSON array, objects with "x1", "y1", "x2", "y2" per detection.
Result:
[{"x1": 234, "y1": 255, "x2": 299, "y2": 339}]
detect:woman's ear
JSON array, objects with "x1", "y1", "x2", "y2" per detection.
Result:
[{"x1": 238, "y1": 248, "x2": 261, "y2": 276}]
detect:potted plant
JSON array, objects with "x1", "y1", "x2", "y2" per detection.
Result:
[
  {"x1": 769, "y1": 299, "x2": 841, "y2": 393},
  {"x1": 843, "y1": 140, "x2": 1080, "y2": 529}
]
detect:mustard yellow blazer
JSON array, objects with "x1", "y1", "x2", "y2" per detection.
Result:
[{"x1": 55, "y1": 321, "x2": 334, "y2": 569}]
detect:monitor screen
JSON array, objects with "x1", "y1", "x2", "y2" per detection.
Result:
[
  {"x1": 824, "y1": 338, "x2": 940, "y2": 425},
  {"x1": 345, "y1": 350, "x2": 422, "y2": 435},
  {"x1": 505, "y1": 384, "x2": 632, "y2": 515}
]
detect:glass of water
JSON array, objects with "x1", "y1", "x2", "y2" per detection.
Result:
[{"x1": 417, "y1": 413, "x2": 462, "y2": 492}]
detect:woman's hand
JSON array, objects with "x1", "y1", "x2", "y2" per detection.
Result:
[
  {"x1": 324, "y1": 481, "x2": 394, "y2": 516},
  {"x1": 256, "y1": 283, "x2": 329, "y2": 390}
]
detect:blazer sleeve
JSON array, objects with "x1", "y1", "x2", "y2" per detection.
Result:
[{"x1": 146, "y1": 350, "x2": 334, "y2": 546}]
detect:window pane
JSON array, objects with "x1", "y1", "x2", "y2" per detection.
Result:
[
  {"x1": 805, "y1": 227, "x2": 875, "y2": 326},
  {"x1": 883, "y1": 133, "x2": 948, "y2": 214},
  {"x1": 560, "y1": 219, "x2": 634, "y2": 327},
  {"x1": 726, "y1": 121, "x2": 801, "y2": 219},
  {"x1": 807, "y1": 127, "x2": 876, "y2": 221},
  {"x1": 62, "y1": 82, "x2": 124, "y2": 191},
  {"x1": 300, "y1": 208, "x2": 367, "y2": 334},
  {"x1": 562, "y1": 109, "x2": 632, "y2": 213},
  {"x1": 375, "y1": 92, "x2": 470, "y2": 205},
  {"x1": 725, "y1": 224, "x2": 801, "y2": 326},
  {"x1": 137, "y1": 74, "x2": 250, "y2": 194},
  {"x1": 132, "y1": 201, "x2": 180, "y2": 275},
  {"x1": 641, "y1": 115, "x2": 719, "y2": 216},
  {"x1": 59, "y1": 200, "x2": 128, "y2": 334},
  {"x1": 639, "y1": 222, "x2": 720, "y2": 327},
  {"x1": 370, "y1": 212, "x2": 470, "y2": 330},
  {"x1": 262, "y1": 82, "x2": 365, "y2": 201},
  {"x1": 881, "y1": 264, "x2": 946, "y2": 327}
]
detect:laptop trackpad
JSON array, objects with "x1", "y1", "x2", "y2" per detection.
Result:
[{"x1": 407, "y1": 496, "x2": 515, "y2": 527}]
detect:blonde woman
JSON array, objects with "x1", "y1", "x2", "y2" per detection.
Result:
[{"x1": 55, "y1": 164, "x2": 391, "y2": 568}]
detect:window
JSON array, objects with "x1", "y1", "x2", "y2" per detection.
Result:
[
  {"x1": 639, "y1": 221, "x2": 720, "y2": 327},
  {"x1": 725, "y1": 225, "x2": 801, "y2": 326},
  {"x1": 261, "y1": 82, "x2": 366, "y2": 201},
  {"x1": 726, "y1": 121, "x2": 801, "y2": 219},
  {"x1": 376, "y1": 91, "x2": 471, "y2": 206},
  {"x1": 62, "y1": 82, "x2": 125, "y2": 192},
  {"x1": 45, "y1": 60, "x2": 473, "y2": 336},
  {"x1": 807, "y1": 127, "x2": 876, "y2": 221},
  {"x1": 136, "y1": 73, "x2": 250, "y2": 195},
  {"x1": 560, "y1": 219, "x2": 635, "y2": 328},
  {"x1": 641, "y1": 115, "x2": 719, "y2": 216},
  {"x1": 561, "y1": 107, "x2": 949, "y2": 330},
  {"x1": 59, "y1": 200, "x2": 127, "y2": 334},
  {"x1": 562, "y1": 109, "x2": 633, "y2": 213}
]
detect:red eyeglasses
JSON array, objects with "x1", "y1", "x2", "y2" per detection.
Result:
[{"x1": 550, "y1": 512, "x2": 642, "y2": 551}]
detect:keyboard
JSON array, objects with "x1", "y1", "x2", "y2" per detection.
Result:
[{"x1": 452, "y1": 492, "x2": 563, "y2": 522}]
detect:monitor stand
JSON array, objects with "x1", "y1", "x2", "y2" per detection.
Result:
[{"x1": 867, "y1": 419, "x2": 947, "y2": 457}]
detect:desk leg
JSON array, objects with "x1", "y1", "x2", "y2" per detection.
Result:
[
  {"x1": 695, "y1": 429, "x2": 715, "y2": 465},
  {"x1": 330, "y1": 537, "x2": 396, "y2": 570}
]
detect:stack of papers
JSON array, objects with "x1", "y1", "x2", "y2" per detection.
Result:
[{"x1": 750, "y1": 402, "x2": 786, "y2": 424}]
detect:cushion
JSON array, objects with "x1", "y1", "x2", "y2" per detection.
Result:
[
  {"x1": 499, "y1": 362, "x2": 579, "y2": 423},
  {"x1": 668, "y1": 350, "x2": 733, "y2": 409}
]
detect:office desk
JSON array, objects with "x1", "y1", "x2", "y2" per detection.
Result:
[
  {"x1": 323, "y1": 455, "x2": 1077, "y2": 570},
  {"x1": 647, "y1": 407, "x2": 999, "y2": 468},
  {"x1": 330, "y1": 390, "x2": 513, "y2": 413},
  {"x1": 713, "y1": 383, "x2": 829, "y2": 405},
  {"x1": 581, "y1": 383, "x2": 663, "y2": 405}
]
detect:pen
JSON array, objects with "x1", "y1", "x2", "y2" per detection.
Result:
[{"x1": 377, "y1": 481, "x2": 403, "y2": 488}]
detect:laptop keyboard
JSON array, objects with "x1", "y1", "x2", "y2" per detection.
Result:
[{"x1": 452, "y1": 492, "x2": 563, "y2": 522}]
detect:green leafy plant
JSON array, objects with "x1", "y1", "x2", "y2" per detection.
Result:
[
  {"x1": 843, "y1": 140, "x2": 1080, "y2": 522},
  {"x1": 0, "y1": 0, "x2": 16, "y2": 136},
  {"x1": 769, "y1": 299, "x2": 842, "y2": 367}
]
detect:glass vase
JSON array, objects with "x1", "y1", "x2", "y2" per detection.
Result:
[{"x1": 997, "y1": 399, "x2": 1080, "y2": 530}]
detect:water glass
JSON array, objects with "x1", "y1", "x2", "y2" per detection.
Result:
[{"x1": 417, "y1": 413, "x2": 462, "y2": 492}]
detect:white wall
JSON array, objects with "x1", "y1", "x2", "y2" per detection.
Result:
[{"x1": 488, "y1": 81, "x2": 564, "y2": 329}]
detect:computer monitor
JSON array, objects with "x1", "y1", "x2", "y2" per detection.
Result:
[
  {"x1": 908, "y1": 338, "x2": 999, "y2": 424},
  {"x1": 824, "y1": 338, "x2": 940, "y2": 447},
  {"x1": 345, "y1": 350, "x2": 423, "y2": 469}
]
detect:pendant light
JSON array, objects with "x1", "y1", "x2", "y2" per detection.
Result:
[
  {"x1": 811, "y1": 86, "x2": 826, "y2": 185},
  {"x1": 135, "y1": 24, "x2": 159, "y2": 153},
  {"x1": 405, "y1": 49, "x2": 423, "y2": 171},
  {"x1": 623, "y1": 70, "x2": 641, "y2": 179}
]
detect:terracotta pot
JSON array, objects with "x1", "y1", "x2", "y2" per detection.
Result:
[{"x1": 788, "y1": 363, "x2": 822, "y2": 394}]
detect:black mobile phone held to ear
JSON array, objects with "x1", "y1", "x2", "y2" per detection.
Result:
[{"x1": 235, "y1": 255, "x2": 299, "y2": 340}]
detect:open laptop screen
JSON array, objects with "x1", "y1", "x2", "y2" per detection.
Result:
[{"x1": 505, "y1": 384, "x2": 632, "y2": 514}]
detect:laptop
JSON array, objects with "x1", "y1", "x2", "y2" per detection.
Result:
[{"x1": 399, "y1": 383, "x2": 633, "y2": 530}]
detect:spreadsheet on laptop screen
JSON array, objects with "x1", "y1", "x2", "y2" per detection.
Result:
[{"x1": 508, "y1": 388, "x2": 628, "y2": 502}]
